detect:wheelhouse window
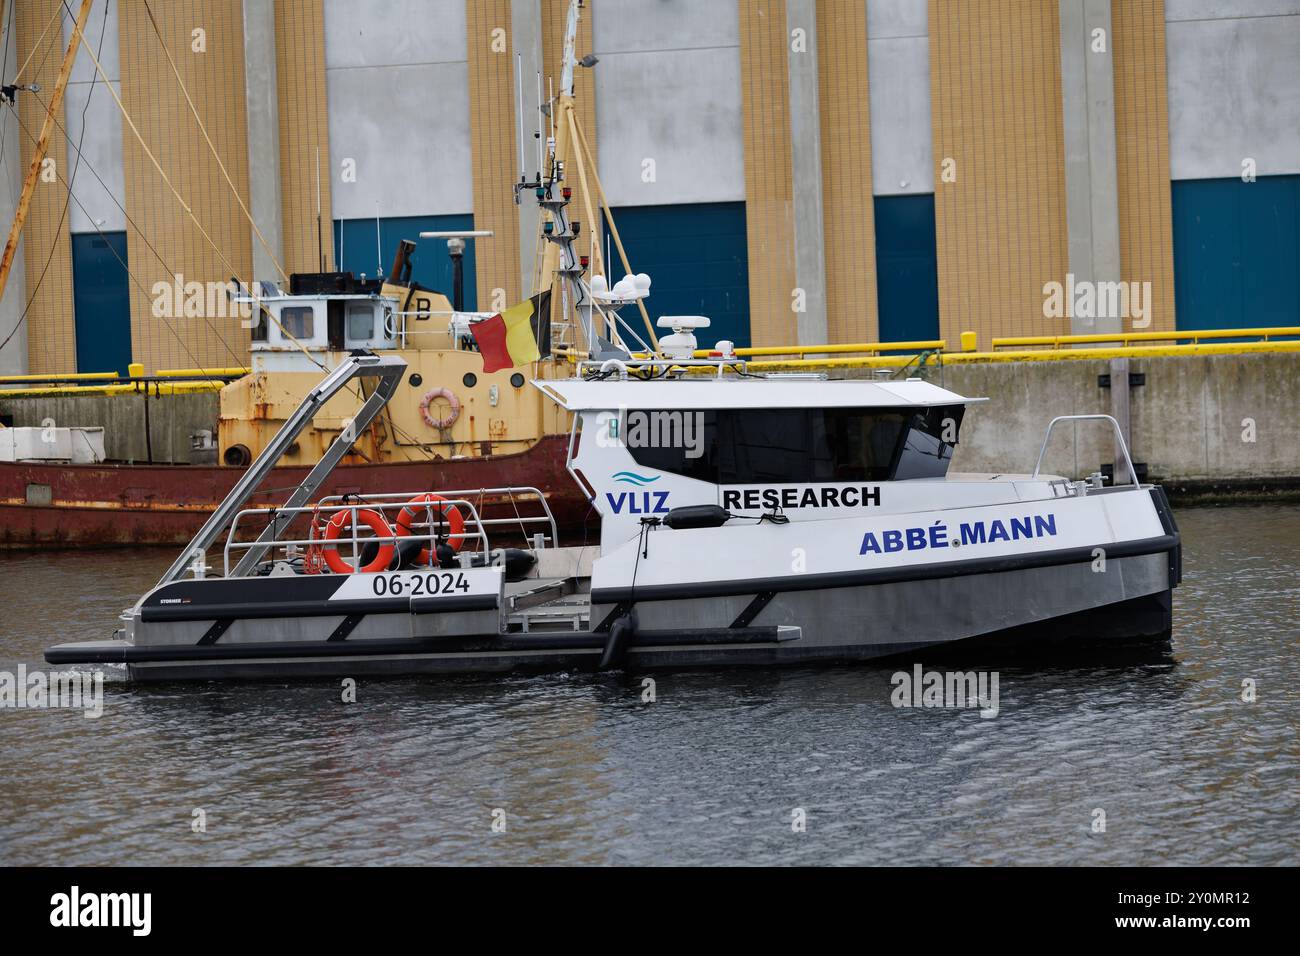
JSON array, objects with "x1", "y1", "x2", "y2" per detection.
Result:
[
  {"x1": 625, "y1": 406, "x2": 964, "y2": 484},
  {"x1": 346, "y1": 303, "x2": 375, "y2": 341},
  {"x1": 893, "y1": 405, "x2": 965, "y2": 479},
  {"x1": 280, "y1": 305, "x2": 315, "y2": 340},
  {"x1": 250, "y1": 306, "x2": 269, "y2": 342}
]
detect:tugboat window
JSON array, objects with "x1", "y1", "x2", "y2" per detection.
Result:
[
  {"x1": 250, "y1": 306, "x2": 269, "y2": 342},
  {"x1": 626, "y1": 406, "x2": 964, "y2": 484},
  {"x1": 346, "y1": 303, "x2": 374, "y2": 341},
  {"x1": 281, "y1": 305, "x2": 315, "y2": 340},
  {"x1": 326, "y1": 300, "x2": 346, "y2": 349}
]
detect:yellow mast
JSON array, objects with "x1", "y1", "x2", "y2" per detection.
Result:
[{"x1": 0, "y1": 0, "x2": 95, "y2": 304}]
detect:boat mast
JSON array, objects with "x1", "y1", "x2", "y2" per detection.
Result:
[
  {"x1": 525, "y1": 0, "x2": 658, "y2": 356},
  {"x1": 525, "y1": 0, "x2": 589, "y2": 351},
  {"x1": 0, "y1": 0, "x2": 95, "y2": 304}
]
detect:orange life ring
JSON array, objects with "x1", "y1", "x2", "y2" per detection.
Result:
[
  {"x1": 321, "y1": 507, "x2": 395, "y2": 574},
  {"x1": 419, "y1": 387, "x2": 460, "y2": 429},
  {"x1": 394, "y1": 493, "x2": 465, "y2": 565}
]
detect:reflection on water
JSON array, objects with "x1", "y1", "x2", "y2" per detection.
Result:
[{"x1": 0, "y1": 505, "x2": 1296, "y2": 865}]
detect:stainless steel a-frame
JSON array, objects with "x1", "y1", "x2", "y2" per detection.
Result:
[{"x1": 156, "y1": 352, "x2": 407, "y2": 587}]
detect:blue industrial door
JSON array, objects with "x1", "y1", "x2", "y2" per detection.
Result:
[
  {"x1": 608, "y1": 202, "x2": 751, "y2": 348},
  {"x1": 1173, "y1": 175, "x2": 1300, "y2": 329},
  {"x1": 874, "y1": 194, "x2": 940, "y2": 343},
  {"x1": 71, "y1": 231, "x2": 132, "y2": 375}
]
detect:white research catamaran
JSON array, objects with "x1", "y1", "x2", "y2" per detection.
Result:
[{"x1": 45, "y1": 323, "x2": 1182, "y2": 681}]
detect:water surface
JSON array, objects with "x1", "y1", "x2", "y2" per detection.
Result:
[{"x1": 1, "y1": 505, "x2": 1296, "y2": 865}]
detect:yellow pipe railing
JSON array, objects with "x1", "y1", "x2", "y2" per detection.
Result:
[
  {"x1": 0, "y1": 381, "x2": 229, "y2": 399},
  {"x1": 2, "y1": 328, "x2": 1298, "y2": 397},
  {"x1": 745, "y1": 338, "x2": 1300, "y2": 371},
  {"x1": 155, "y1": 366, "x2": 250, "y2": 377},
  {"x1": 991, "y1": 327, "x2": 1300, "y2": 349},
  {"x1": 0, "y1": 365, "x2": 249, "y2": 398},
  {"x1": 693, "y1": 340, "x2": 945, "y2": 358},
  {"x1": 0, "y1": 371, "x2": 118, "y2": 384}
]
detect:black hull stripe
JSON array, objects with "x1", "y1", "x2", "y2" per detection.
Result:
[
  {"x1": 590, "y1": 532, "x2": 1180, "y2": 605},
  {"x1": 141, "y1": 593, "x2": 498, "y2": 622},
  {"x1": 45, "y1": 626, "x2": 787, "y2": 665}
]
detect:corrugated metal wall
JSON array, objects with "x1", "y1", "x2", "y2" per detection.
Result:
[
  {"x1": 466, "y1": 0, "x2": 522, "y2": 308},
  {"x1": 276, "y1": 0, "x2": 333, "y2": 276},
  {"x1": 929, "y1": 0, "x2": 1070, "y2": 347},
  {"x1": 15, "y1": 0, "x2": 77, "y2": 374},
  {"x1": 1113, "y1": 0, "x2": 1176, "y2": 331},
  {"x1": 817, "y1": 0, "x2": 879, "y2": 342},
  {"x1": 118, "y1": 0, "x2": 252, "y2": 371},
  {"x1": 738, "y1": 0, "x2": 796, "y2": 346}
]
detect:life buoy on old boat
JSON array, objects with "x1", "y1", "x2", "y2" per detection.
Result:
[
  {"x1": 394, "y1": 492, "x2": 465, "y2": 564},
  {"x1": 320, "y1": 508, "x2": 395, "y2": 574},
  {"x1": 419, "y1": 387, "x2": 460, "y2": 429}
]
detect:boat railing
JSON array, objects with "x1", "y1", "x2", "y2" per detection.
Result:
[
  {"x1": 221, "y1": 495, "x2": 487, "y2": 577},
  {"x1": 219, "y1": 486, "x2": 559, "y2": 578},
  {"x1": 386, "y1": 310, "x2": 496, "y2": 349},
  {"x1": 1032, "y1": 414, "x2": 1139, "y2": 489},
  {"x1": 576, "y1": 357, "x2": 746, "y2": 379},
  {"x1": 319, "y1": 486, "x2": 558, "y2": 548}
]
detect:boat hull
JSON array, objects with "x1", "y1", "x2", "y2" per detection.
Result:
[
  {"x1": 46, "y1": 536, "x2": 1178, "y2": 681},
  {"x1": 0, "y1": 435, "x2": 590, "y2": 548}
]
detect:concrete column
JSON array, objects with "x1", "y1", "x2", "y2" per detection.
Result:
[
  {"x1": 0, "y1": 12, "x2": 28, "y2": 375},
  {"x1": 511, "y1": 0, "x2": 543, "y2": 297},
  {"x1": 1059, "y1": 0, "x2": 1122, "y2": 334},
  {"x1": 242, "y1": 0, "x2": 284, "y2": 284},
  {"x1": 786, "y1": 0, "x2": 827, "y2": 345}
]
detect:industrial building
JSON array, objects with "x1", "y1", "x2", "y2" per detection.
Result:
[{"x1": 0, "y1": 0, "x2": 1296, "y2": 375}]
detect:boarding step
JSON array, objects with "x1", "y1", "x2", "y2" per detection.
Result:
[
  {"x1": 505, "y1": 596, "x2": 591, "y2": 633},
  {"x1": 507, "y1": 576, "x2": 575, "y2": 612}
]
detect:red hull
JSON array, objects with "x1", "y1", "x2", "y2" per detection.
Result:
[{"x1": 0, "y1": 435, "x2": 593, "y2": 549}]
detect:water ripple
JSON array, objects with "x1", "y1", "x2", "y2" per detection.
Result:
[{"x1": 1, "y1": 504, "x2": 1297, "y2": 864}]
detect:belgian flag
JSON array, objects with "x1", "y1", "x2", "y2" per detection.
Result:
[{"x1": 470, "y1": 290, "x2": 551, "y2": 372}]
